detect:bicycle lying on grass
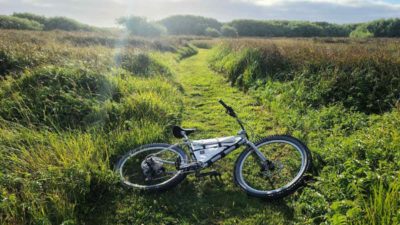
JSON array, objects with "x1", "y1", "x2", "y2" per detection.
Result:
[{"x1": 116, "y1": 100, "x2": 311, "y2": 199}]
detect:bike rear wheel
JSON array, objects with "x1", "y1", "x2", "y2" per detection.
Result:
[
  {"x1": 234, "y1": 135, "x2": 311, "y2": 199},
  {"x1": 116, "y1": 143, "x2": 188, "y2": 191}
]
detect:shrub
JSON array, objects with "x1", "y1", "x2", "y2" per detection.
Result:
[
  {"x1": 117, "y1": 16, "x2": 166, "y2": 37},
  {"x1": 13, "y1": 12, "x2": 48, "y2": 25},
  {"x1": 0, "y1": 15, "x2": 43, "y2": 30},
  {"x1": 350, "y1": 25, "x2": 374, "y2": 38},
  {"x1": 44, "y1": 17, "x2": 93, "y2": 31},
  {"x1": 205, "y1": 27, "x2": 221, "y2": 37},
  {"x1": 221, "y1": 25, "x2": 238, "y2": 37},
  {"x1": 10, "y1": 13, "x2": 95, "y2": 32}
]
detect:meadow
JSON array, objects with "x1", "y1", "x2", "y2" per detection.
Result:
[
  {"x1": 209, "y1": 38, "x2": 400, "y2": 224},
  {"x1": 0, "y1": 30, "x2": 399, "y2": 225}
]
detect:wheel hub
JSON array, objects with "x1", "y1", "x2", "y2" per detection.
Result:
[
  {"x1": 141, "y1": 156, "x2": 165, "y2": 181},
  {"x1": 260, "y1": 160, "x2": 284, "y2": 178}
]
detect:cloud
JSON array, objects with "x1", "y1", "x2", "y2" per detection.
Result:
[
  {"x1": 240, "y1": 0, "x2": 400, "y2": 7},
  {"x1": 0, "y1": 0, "x2": 399, "y2": 26}
]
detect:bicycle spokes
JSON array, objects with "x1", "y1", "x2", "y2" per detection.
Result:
[{"x1": 241, "y1": 142, "x2": 303, "y2": 192}]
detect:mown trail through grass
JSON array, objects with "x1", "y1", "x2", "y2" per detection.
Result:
[
  {"x1": 122, "y1": 49, "x2": 300, "y2": 224},
  {"x1": 89, "y1": 49, "x2": 310, "y2": 225},
  {"x1": 95, "y1": 49, "x2": 302, "y2": 225},
  {"x1": 175, "y1": 49, "x2": 279, "y2": 138}
]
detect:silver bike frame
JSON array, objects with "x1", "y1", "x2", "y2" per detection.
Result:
[{"x1": 180, "y1": 129, "x2": 268, "y2": 169}]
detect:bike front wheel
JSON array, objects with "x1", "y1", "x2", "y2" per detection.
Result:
[
  {"x1": 116, "y1": 143, "x2": 188, "y2": 191},
  {"x1": 234, "y1": 135, "x2": 311, "y2": 199}
]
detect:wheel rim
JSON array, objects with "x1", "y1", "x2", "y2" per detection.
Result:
[
  {"x1": 238, "y1": 140, "x2": 306, "y2": 195},
  {"x1": 119, "y1": 146, "x2": 184, "y2": 188}
]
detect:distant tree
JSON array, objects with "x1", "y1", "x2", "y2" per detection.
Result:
[
  {"x1": 287, "y1": 22, "x2": 323, "y2": 37},
  {"x1": 0, "y1": 15, "x2": 43, "y2": 30},
  {"x1": 205, "y1": 27, "x2": 221, "y2": 37},
  {"x1": 229, "y1": 19, "x2": 352, "y2": 37},
  {"x1": 229, "y1": 20, "x2": 283, "y2": 37},
  {"x1": 315, "y1": 21, "x2": 353, "y2": 37},
  {"x1": 361, "y1": 18, "x2": 400, "y2": 37},
  {"x1": 117, "y1": 16, "x2": 166, "y2": 37},
  {"x1": 160, "y1": 15, "x2": 222, "y2": 35},
  {"x1": 221, "y1": 25, "x2": 238, "y2": 37},
  {"x1": 13, "y1": 12, "x2": 47, "y2": 25},
  {"x1": 350, "y1": 25, "x2": 374, "y2": 38}
]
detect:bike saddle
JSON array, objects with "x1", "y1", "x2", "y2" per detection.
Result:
[{"x1": 172, "y1": 125, "x2": 196, "y2": 138}]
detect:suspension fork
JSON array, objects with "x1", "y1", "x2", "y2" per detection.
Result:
[{"x1": 246, "y1": 140, "x2": 268, "y2": 162}]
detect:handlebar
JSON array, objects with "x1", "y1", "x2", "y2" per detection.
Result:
[
  {"x1": 218, "y1": 99, "x2": 247, "y2": 137},
  {"x1": 218, "y1": 99, "x2": 237, "y2": 118}
]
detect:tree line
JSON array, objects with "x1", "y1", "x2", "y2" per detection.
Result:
[
  {"x1": 0, "y1": 13, "x2": 95, "y2": 31},
  {"x1": 119, "y1": 15, "x2": 400, "y2": 38},
  {"x1": 1, "y1": 12, "x2": 400, "y2": 38}
]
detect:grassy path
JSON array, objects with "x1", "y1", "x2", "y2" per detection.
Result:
[
  {"x1": 176, "y1": 49, "x2": 278, "y2": 139},
  {"x1": 97, "y1": 49, "x2": 297, "y2": 225},
  {"x1": 148, "y1": 49, "x2": 295, "y2": 224}
]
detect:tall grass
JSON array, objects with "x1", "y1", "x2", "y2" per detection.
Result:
[
  {"x1": 210, "y1": 38, "x2": 400, "y2": 114},
  {"x1": 0, "y1": 30, "x2": 197, "y2": 77},
  {"x1": 0, "y1": 30, "x2": 184, "y2": 224},
  {"x1": 209, "y1": 38, "x2": 400, "y2": 224},
  {"x1": 357, "y1": 178, "x2": 399, "y2": 225}
]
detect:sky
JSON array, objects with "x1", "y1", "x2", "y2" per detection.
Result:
[{"x1": 0, "y1": 0, "x2": 399, "y2": 27}]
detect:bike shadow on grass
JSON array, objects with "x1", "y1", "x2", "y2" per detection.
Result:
[
  {"x1": 82, "y1": 177, "x2": 296, "y2": 224},
  {"x1": 129, "y1": 178, "x2": 296, "y2": 224}
]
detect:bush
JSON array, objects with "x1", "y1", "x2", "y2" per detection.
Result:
[
  {"x1": 0, "y1": 15, "x2": 43, "y2": 30},
  {"x1": 205, "y1": 27, "x2": 221, "y2": 37},
  {"x1": 350, "y1": 25, "x2": 374, "y2": 38},
  {"x1": 117, "y1": 16, "x2": 166, "y2": 37},
  {"x1": 10, "y1": 13, "x2": 95, "y2": 32},
  {"x1": 13, "y1": 12, "x2": 48, "y2": 25},
  {"x1": 221, "y1": 25, "x2": 238, "y2": 37},
  {"x1": 44, "y1": 17, "x2": 93, "y2": 31}
]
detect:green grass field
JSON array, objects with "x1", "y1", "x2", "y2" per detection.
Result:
[{"x1": 0, "y1": 31, "x2": 399, "y2": 224}]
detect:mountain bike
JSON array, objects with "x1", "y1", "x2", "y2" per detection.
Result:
[{"x1": 116, "y1": 100, "x2": 311, "y2": 199}]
